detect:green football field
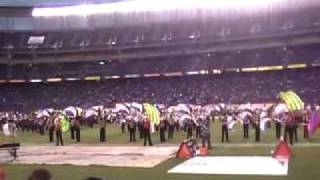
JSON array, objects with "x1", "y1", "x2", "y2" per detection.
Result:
[
  {"x1": 1, "y1": 122, "x2": 320, "y2": 180},
  {"x1": 1, "y1": 122, "x2": 320, "y2": 145}
]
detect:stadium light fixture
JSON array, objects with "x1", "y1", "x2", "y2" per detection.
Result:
[
  {"x1": 65, "y1": 77, "x2": 81, "y2": 81},
  {"x1": 186, "y1": 71, "x2": 200, "y2": 75},
  {"x1": 9, "y1": 79, "x2": 26, "y2": 83},
  {"x1": 287, "y1": 63, "x2": 307, "y2": 69},
  {"x1": 164, "y1": 72, "x2": 183, "y2": 77},
  {"x1": 161, "y1": 33, "x2": 172, "y2": 42},
  {"x1": 51, "y1": 41, "x2": 63, "y2": 49},
  {"x1": 143, "y1": 73, "x2": 161, "y2": 77},
  {"x1": 225, "y1": 68, "x2": 240, "y2": 72},
  {"x1": 124, "y1": 74, "x2": 140, "y2": 78},
  {"x1": 104, "y1": 75, "x2": 121, "y2": 79},
  {"x1": 241, "y1": 67, "x2": 258, "y2": 72},
  {"x1": 32, "y1": 0, "x2": 280, "y2": 17},
  {"x1": 242, "y1": 65, "x2": 284, "y2": 72},
  {"x1": 111, "y1": 75, "x2": 121, "y2": 79},
  {"x1": 106, "y1": 37, "x2": 117, "y2": 46},
  {"x1": 257, "y1": 65, "x2": 283, "y2": 71},
  {"x1": 189, "y1": 34, "x2": 196, "y2": 40},
  {"x1": 29, "y1": 79, "x2": 43, "y2": 83},
  {"x1": 84, "y1": 76, "x2": 101, "y2": 81},
  {"x1": 212, "y1": 69, "x2": 222, "y2": 74},
  {"x1": 199, "y1": 70, "x2": 209, "y2": 74},
  {"x1": 189, "y1": 31, "x2": 201, "y2": 40},
  {"x1": 47, "y1": 78, "x2": 62, "y2": 82}
]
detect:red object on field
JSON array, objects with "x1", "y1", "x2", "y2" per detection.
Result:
[
  {"x1": 0, "y1": 167, "x2": 6, "y2": 180},
  {"x1": 176, "y1": 142, "x2": 192, "y2": 159},
  {"x1": 273, "y1": 140, "x2": 291, "y2": 159},
  {"x1": 199, "y1": 147, "x2": 208, "y2": 156}
]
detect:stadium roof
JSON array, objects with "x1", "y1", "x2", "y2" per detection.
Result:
[
  {"x1": 1, "y1": 0, "x2": 320, "y2": 9},
  {"x1": 0, "y1": 0, "x2": 121, "y2": 7}
]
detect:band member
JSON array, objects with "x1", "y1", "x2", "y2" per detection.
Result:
[
  {"x1": 243, "y1": 114, "x2": 250, "y2": 139},
  {"x1": 175, "y1": 119, "x2": 180, "y2": 132},
  {"x1": 138, "y1": 119, "x2": 144, "y2": 139},
  {"x1": 128, "y1": 116, "x2": 136, "y2": 142},
  {"x1": 186, "y1": 118, "x2": 193, "y2": 139},
  {"x1": 255, "y1": 112, "x2": 261, "y2": 142},
  {"x1": 143, "y1": 118, "x2": 153, "y2": 146},
  {"x1": 221, "y1": 113, "x2": 230, "y2": 143},
  {"x1": 70, "y1": 117, "x2": 75, "y2": 140},
  {"x1": 167, "y1": 116, "x2": 175, "y2": 139},
  {"x1": 275, "y1": 118, "x2": 282, "y2": 139},
  {"x1": 7, "y1": 119, "x2": 17, "y2": 137},
  {"x1": 88, "y1": 117, "x2": 94, "y2": 128},
  {"x1": 293, "y1": 122, "x2": 298, "y2": 143},
  {"x1": 293, "y1": 116, "x2": 300, "y2": 143},
  {"x1": 200, "y1": 116, "x2": 212, "y2": 149},
  {"x1": 74, "y1": 114, "x2": 81, "y2": 143},
  {"x1": 121, "y1": 116, "x2": 126, "y2": 134},
  {"x1": 195, "y1": 115, "x2": 201, "y2": 139},
  {"x1": 303, "y1": 113, "x2": 309, "y2": 139},
  {"x1": 98, "y1": 109, "x2": 106, "y2": 142},
  {"x1": 38, "y1": 117, "x2": 46, "y2": 136},
  {"x1": 55, "y1": 115, "x2": 63, "y2": 146},
  {"x1": 159, "y1": 119, "x2": 166, "y2": 143},
  {"x1": 47, "y1": 114, "x2": 55, "y2": 143},
  {"x1": 284, "y1": 112, "x2": 294, "y2": 145}
]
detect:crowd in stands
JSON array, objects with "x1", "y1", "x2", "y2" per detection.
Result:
[{"x1": 0, "y1": 68, "x2": 319, "y2": 112}]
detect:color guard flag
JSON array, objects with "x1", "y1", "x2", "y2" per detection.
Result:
[
  {"x1": 143, "y1": 103, "x2": 160, "y2": 125},
  {"x1": 279, "y1": 90, "x2": 304, "y2": 112},
  {"x1": 61, "y1": 115, "x2": 70, "y2": 133}
]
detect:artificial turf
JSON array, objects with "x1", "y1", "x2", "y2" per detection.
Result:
[{"x1": 1, "y1": 122, "x2": 320, "y2": 145}]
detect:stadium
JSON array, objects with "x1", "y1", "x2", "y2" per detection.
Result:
[{"x1": 0, "y1": 0, "x2": 320, "y2": 179}]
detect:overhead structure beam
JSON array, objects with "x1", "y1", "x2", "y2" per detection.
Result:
[
  {"x1": 32, "y1": 0, "x2": 281, "y2": 17},
  {"x1": 1, "y1": 31, "x2": 320, "y2": 65}
]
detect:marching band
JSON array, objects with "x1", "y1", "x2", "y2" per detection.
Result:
[{"x1": 0, "y1": 103, "x2": 316, "y2": 147}]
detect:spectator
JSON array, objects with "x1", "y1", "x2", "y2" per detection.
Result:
[{"x1": 27, "y1": 168, "x2": 52, "y2": 180}]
